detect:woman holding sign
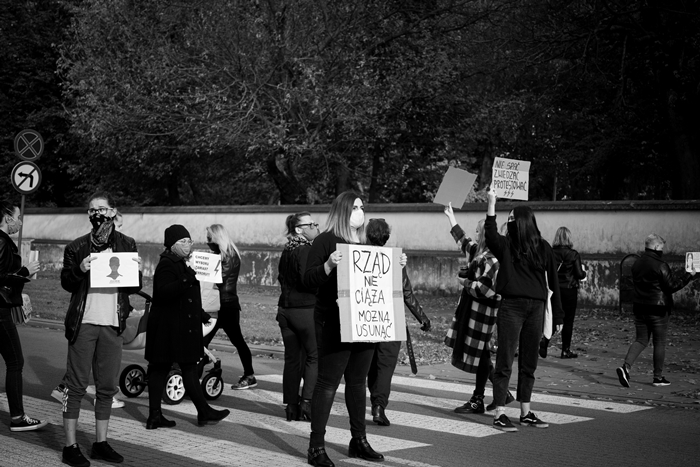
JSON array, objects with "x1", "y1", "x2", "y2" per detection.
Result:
[
  {"x1": 303, "y1": 191, "x2": 382, "y2": 467},
  {"x1": 484, "y1": 188, "x2": 563, "y2": 432}
]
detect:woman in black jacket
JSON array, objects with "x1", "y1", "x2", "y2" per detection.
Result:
[
  {"x1": 276, "y1": 211, "x2": 319, "y2": 421},
  {"x1": 145, "y1": 224, "x2": 229, "y2": 429},
  {"x1": 552, "y1": 227, "x2": 587, "y2": 359}
]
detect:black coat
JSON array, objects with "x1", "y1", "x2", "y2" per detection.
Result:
[
  {"x1": 145, "y1": 250, "x2": 209, "y2": 364},
  {"x1": 632, "y1": 249, "x2": 692, "y2": 308}
]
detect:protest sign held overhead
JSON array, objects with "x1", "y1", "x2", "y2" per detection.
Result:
[
  {"x1": 336, "y1": 244, "x2": 407, "y2": 343},
  {"x1": 90, "y1": 252, "x2": 139, "y2": 288},
  {"x1": 491, "y1": 157, "x2": 531, "y2": 200},
  {"x1": 191, "y1": 251, "x2": 224, "y2": 283},
  {"x1": 433, "y1": 166, "x2": 478, "y2": 208}
]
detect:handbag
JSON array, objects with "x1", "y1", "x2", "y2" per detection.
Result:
[
  {"x1": 542, "y1": 274, "x2": 554, "y2": 339},
  {"x1": 11, "y1": 293, "x2": 32, "y2": 325}
]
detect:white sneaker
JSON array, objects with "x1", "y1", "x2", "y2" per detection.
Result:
[
  {"x1": 50, "y1": 384, "x2": 67, "y2": 403},
  {"x1": 92, "y1": 395, "x2": 126, "y2": 409}
]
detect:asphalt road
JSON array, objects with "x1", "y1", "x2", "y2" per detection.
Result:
[{"x1": 1, "y1": 324, "x2": 699, "y2": 467}]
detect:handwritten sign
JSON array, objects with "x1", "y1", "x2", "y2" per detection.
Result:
[
  {"x1": 433, "y1": 166, "x2": 478, "y2": 208},
  {"x1": 491, "y1": 157, "x2": 531, "y2": 200},
  {"x1": 336, "y1": 244, "x2": 407, "y2": 343},
  {"x1": 686, "y1": 252, "x2": 700, "y2": 272},
  {"x1": 89, "y1": 252, "x2": 139, "y2": 288},
  {"x1": 191, "y1": 251, "x2": 223, "y2": 283}
]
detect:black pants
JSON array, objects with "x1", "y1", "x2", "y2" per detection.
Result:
[
  {"x1": 309, "y1": 309, "x2": 375, "y2": 448},
  {"x1": 0, "y1": 312, "x2": 24, "y2": 417},
  {"x1": 203, "y1": 302, "x2": 254, "y2": 376},
  {"x1": 367, "y1": 341, "x2": 401, "y2": 409},
  {"x1": 148, "y1": 362, "x2": 209, "y2": 416},
  {"x1": 277, "y1": 306, "x2": 318, "y2": 404},
  {"x1": 559, "y1": 288, "x2": 578, "y2": 351}
]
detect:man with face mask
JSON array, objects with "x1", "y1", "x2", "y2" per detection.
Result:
[{"x1": 60, "y1": 192, "x2": 142, "y2": 466}]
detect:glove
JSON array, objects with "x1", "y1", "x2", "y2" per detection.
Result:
[{"x1": 420, "y1": 318, "x2": 431, "y2": 332}]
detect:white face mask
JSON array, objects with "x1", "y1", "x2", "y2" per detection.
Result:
[{"x1": 350, "y1": 209, "x2": 365, "y2": 229}]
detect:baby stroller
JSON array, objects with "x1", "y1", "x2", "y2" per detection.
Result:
[{"x1": 118, "y1": 291, "x2": 225, "y2": 404}]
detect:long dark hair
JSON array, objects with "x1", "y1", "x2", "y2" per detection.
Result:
[
  {"x1": 0, "y1": 200, "x2": 16, "y2": 218},
  {"x1": 509, "y1": 206, "x2": 545, "y2": 270}
]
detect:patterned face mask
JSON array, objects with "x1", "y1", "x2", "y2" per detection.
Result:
[{"x1": 89, "y1": 213, "x2": 115, "y2": 251}]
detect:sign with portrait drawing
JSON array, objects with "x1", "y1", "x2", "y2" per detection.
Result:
[
  {"x1": 191, "y1": 251, "x2": 223, "y2": 283},
  {"x1": 336, "y1": 244, "x2": 407, "y2": 343},
  {"x1": 686, "y1": 252, "x2": 700, "y2": 273},
  {"x1": 89, "y1": 252, "x2": 139, "y2": 288}
]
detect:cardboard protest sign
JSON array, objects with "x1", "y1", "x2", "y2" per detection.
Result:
[
  {"x1": 686, "y1": 252, "x2": 700, "y2": 272},
  {"x1": 191, "y1": 251, "x2": 223, "y2": 283},
  {"x1": 336, "y1": 244, "x2": 407, "y2": 343},
  {"x1": 90, "y1": 252, "x2": 139, "y2": 288},
  {"x1": 29, "y1": 250, "x2": 38, "y2": 279},
  {"x1": 491, "y1": 157, "x2": 531, "y2": 200},
  {"x1": 433, "y1": 166, "x2": 478, "y2": 208}
]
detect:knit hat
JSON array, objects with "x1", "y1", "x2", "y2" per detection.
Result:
[{"x1": 164, "y1": 224, "x2": 191, "y2": 249}]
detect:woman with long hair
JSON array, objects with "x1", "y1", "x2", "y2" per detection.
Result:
[
  {"x1": 552, "y1": 227, "x2": 587, "y2": 359},
  {"x1": 0, "y1": 200, "x2": 47, "y2": 433},
  {"x1": 484, "y1": 189, "x2": 563, "y2": 432},
  {"x1": 204, "y1": 224, "x2": 256, "y2": 389},
  {"x1": 276, "y1": 211, "x2": 320, "y2": 421},
  {"x1": 303, "y1": 191, "x2": 383, "y2": 467}
]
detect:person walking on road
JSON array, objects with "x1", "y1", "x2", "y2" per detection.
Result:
[
  {"x1": 0, "y1": 199, "x2": 48, "y2": 433},
  {"x1": 484, "y1": 188, "x2": 563, "y2": 432},
  {"x1": 60, "y1": 192, "x2": 142, "y2": 466},
  {"x1": 616, "y1": 234, "x2": 696, "y2": 388},
  {"x1": 276, "y1": 212, "x2": 319, "y2": 421}
]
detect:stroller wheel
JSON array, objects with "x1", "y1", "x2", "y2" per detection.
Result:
[
  {"x1": 162, "y1": 369, "x2": 185, "y2": 405},
  {"x1": 202, "y1": 373, "x2": 224, "y2": 400},
  {"x1": 119, "y1": 364, "x2": 146, "y2": 398}
]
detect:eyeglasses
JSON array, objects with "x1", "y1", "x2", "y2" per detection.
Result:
[
  {"x1": 368, "y1": 218, "x2": 385, "y2": 222},
  {"x1": 87, "y1": 207, "x2": 113, "y2": 215},
  {"x1": 175, "y1": 238, "x2": 194, "y2": 246},
  {"x1": 297, "y1": 222, "x2": 319, "y2": 229}
]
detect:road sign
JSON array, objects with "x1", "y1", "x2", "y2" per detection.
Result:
[
  {"x1": 11, "y1": 161, "x2": 42, "y2": 195},
  {"x1": 14, "y1": 129, "x2": 44, "y2": 161}
]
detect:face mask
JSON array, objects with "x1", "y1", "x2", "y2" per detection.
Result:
[
  {"x1": 350, "y1": 210, "x2": 365, "y2": 229},
  {"x1": 171, "y1": 243, "x2": 192, "y2": 259},
  {"x1": 6, "y1": 217, "x2": 20, "y2": 235},
  {"x1": 507, "y1": 220, "x2": 518, "y2": 240},
  {"x1": 89, "y1": 213, "x2": 113, "y2": 232},
  {"x1": 207, "y1": 242, "x2": 221, "y2": 254}
]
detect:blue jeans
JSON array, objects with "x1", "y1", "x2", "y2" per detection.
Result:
[
  {"x1": 0, "y1": 312, "x2": 24, "y2": 417},
  {"x1": 624, "y1": 305, "x2": 670, "y2": 378},
  {"x1": 493, "y1": 298, "x2": 544, "y2": 405}
]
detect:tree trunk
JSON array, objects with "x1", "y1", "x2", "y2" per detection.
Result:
[
  {"x1": 667, "y1": 90, "x2": 700, "y2": 199},
  {"x1": 368, "y1": 143, "x2": 384, "y2": 203}
]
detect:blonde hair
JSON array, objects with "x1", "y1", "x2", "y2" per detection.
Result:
[
  {"x1": 324, "y1": 191, "x2": 365, "y2": 244},
  {"x1": 206, "y1": 224, "x2": 240, "y2": 261},
  {"x1": 553, "y1": 226, "x2": 573, "y2": 248},
  {"x1": 645, "y1": 233, "x2": 666, "y2": 250},
  {"x1": 475, "y1": 219, "x2": 487, "y2": 256}
]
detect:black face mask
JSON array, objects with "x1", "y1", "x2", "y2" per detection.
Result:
[
  {"x1": 507, "y1": 220, "x2": 518, "y2": 240},
  {"x1": 207, "y1": 242, "x2": 221, "y2": 254}
]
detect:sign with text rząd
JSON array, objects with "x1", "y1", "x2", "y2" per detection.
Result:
[
  {"x1": 336, "y1": 244, "x2": 407, "y2": 343},
  {"x1": 491, "y1": 157, "x2": 531, "y2": 200}
]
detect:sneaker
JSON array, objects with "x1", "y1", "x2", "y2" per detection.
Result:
[
  {"x1": 92, "y1": 396, "x2": 125, "y2": 409},
  {"x1": 10, "y1": 414, "x2": 48, "y2": 432},
  {"x1": 62, "y1": 443, "x2": 90, "y2": 467},
  {"x1": 519, "y1": 411, "x2": 549, "y2": 428},
  {"x1": 616, "y1": 366, "x2": 630, "y2": 388},
  {"x1": 51, "y1": 384, "x2": 68, "y2": 403},
  {"x1": 652, "y1": 377, "x2": 671, "y2": 387},
  {"x1": 493, "y1": 414, "x2": 518, "y2": 432},
  {"x1": 90, "y1": 441, "x2": 124, "y2": 463},
  {"x1": 486, "y1": 390, "x2": 515, "y2": 411},
  {"x1": 454, "y1": 395, "x2": 485, "y2": 414},
  {"x1": 231, "y1": 374, "x2": 257, "y2": 390}
]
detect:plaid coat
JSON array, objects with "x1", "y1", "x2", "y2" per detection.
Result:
[{"x1": 445, "y1": 248, "x2": 501, "y2": 373}]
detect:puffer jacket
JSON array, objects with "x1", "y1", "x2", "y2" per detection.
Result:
[
  {"x1": 632, "y1": 249, "x2": 693, "y2": 308},
  {"x1": 553, "y1": 246, "x2": 587, "y2": 289},
  {"x1": 61, "y1": 231, "x2": 142, "y2": 344},
  {"x1": 216, "y1": 252, "x2": 241, "y2": 310}
]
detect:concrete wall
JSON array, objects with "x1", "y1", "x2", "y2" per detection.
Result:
[{"x1": 19, "y1": 200, "x2": 700, "y2": 310}]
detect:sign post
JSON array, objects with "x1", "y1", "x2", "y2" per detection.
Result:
[{"x1": 12, "y1": 130, "x2": 44, "y2": 255}]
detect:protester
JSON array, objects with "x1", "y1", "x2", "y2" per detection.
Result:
[
  {"x1": 552, "y1": 227, "x2": 587, "y2": 359},
  {"x1": 0, "y1": 200, "x2": 48, "y2": 433},
  {"x1": 616, "y1": 234, "x2": 696, "y2": 388},
  {"x1": 202, "y1": 224, "x2": 256, "y2": 390},
  {"x1": 484, "y1": 188, "x2": 563, "y2": 432},
  {"x1": 365, "y1": 218, "x2": 430, "y2": 427},
  {"x1": 60, "y1": 192, "x2": 141, "y2": 465},
  {"x1": 145, "y1": 224, "x2": 230, "y2": 429},
  {"x1": 303, "y1": 191, "x2": 382, "y2": 466},
  {"x1": 276, "y1": 212, "x2": 320, "y2": 421}
]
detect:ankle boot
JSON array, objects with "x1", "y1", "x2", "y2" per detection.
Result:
[
  {"x1": 146, "y1": 409, "x2": 176, "y2": 430},
  {"x1": 197, "y1": 407, "x2": 230, "y2": 426},
  {"x1": 300, "y1": 399, "x2": 312, "y2": 421},
  {"x1": 348, "y1": 436, "x2": 384, "y2": 462},
  {"x1": 454, "y1": 394, "x2": 485, "y2": 414},
  {"x1": 308, "y1": 446, "x2": 335, "y2": 467},
  {"x1": 371, "y1": 405, "x2": 390, "y2": 426},
  {"x1": 285, "y1": 403, "x2": 300, "y2": 421}
]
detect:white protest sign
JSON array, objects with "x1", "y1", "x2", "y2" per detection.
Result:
[
  {"x1": 191, "y1": 251, "x2": 223, "y2": 283},
  {"x1": 89, "y1": 252, "x2": 139, "y2": 288},
  {"x1": 491, "y1": 157, "x2": 531, "y2": 200},
  {"x1": 336, "y1": 244, "x2": 407, "y2": 343},
  {"x1": 686, "y1": 252, "x2": 700, "y2": 273}
]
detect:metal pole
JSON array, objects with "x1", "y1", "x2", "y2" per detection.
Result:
[{"x1": 18, "y1": 194, "x2": 25, "y2": 255}]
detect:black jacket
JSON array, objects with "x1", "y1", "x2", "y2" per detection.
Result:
[
  {"x1": 146, "y1": 250, "x2": 210, "y2": 363},
  {"x1": 632, "y1": 249, "x2": 692, "y2": 308},
  {"x1": 216, "y1": 252, "x2": 241, "y2": 310},
  {"x1": 278, "y1": 242, "x2": 316, "y2": 309},
  {"x1": 0, "y1": 230, "x2": 30, "y2": 309},
  {"x1": 553, "y1": 246, "x2": 586, "y2": 289},
  {"x1": 402, "y1": 268, "x2": 428, "y2": 324},
  {"x1": 61, "y1": 231, "x2": 141, "y2": 344}
]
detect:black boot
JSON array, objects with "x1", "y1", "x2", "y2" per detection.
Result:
[
  {"x1": 285, "y1": 403, "x2": 300, "y2": 421},
  {"x1": 371, "y1": 405, "x2": 390, "y2": 426},
  {"x1": 348, "y1": 436, "x2": 384, "y2": 462},
  {"x1": 454, "y1": 394, "x2": 485, "y2": 414},
  {"x1": 539, "y1": 337, "x2": 549, "y2": 358},
  {"x1": 197, "y1": 407, "x2": 230, "y2": 426},
  {"x1": 300, "y1": 399, "x2": 312, "y2": 421},
  {"x1": 146, "y1": 409, "x2": 176, "y2": 430},
  {"x1": 308, "y1": 447, "x2": 335, "y2": 466}
]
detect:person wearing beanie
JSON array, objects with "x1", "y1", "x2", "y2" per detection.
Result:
[{"x1": 145, "y1": 224, "x2": 230, "y2": 429}]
